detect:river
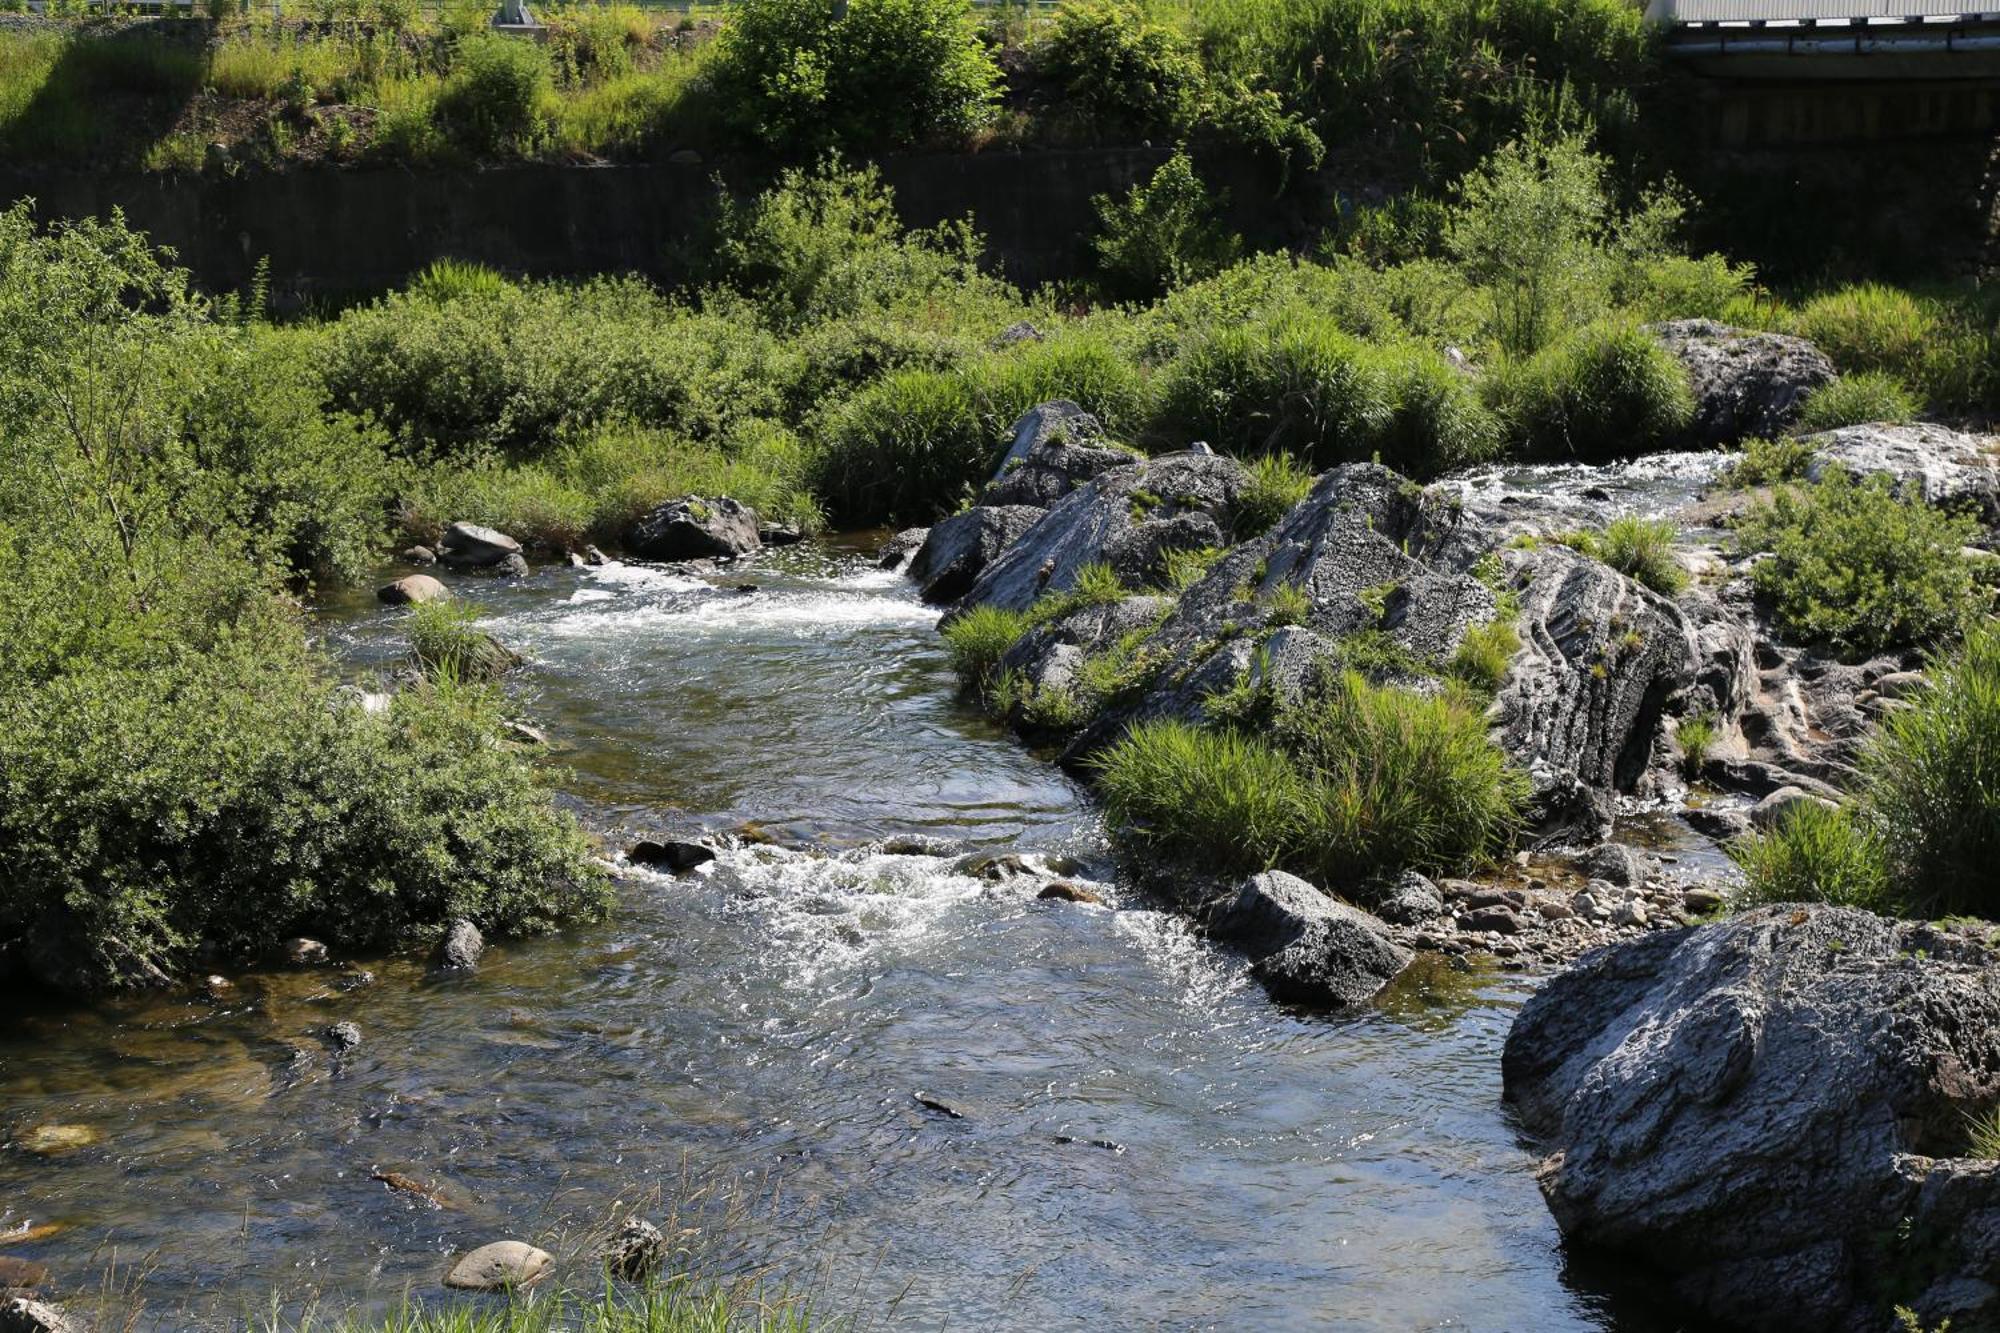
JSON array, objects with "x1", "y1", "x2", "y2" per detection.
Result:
[{"x1": 0, "y1": 517, "x2": 1711, "y2": 1330}]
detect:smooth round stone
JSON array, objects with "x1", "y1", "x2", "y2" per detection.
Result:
[
  {"x1": 443, "y1": 1241, "x2": 553, "y2": 1291},
  {"x1": 15, "y1": 1125, "x2": 97, "y2": 1157}
]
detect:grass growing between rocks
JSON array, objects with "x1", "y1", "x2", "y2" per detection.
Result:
[
  {"x1": 1732, "y1": 619, "x2": 2000, "y2": 918},
  {"x1": 298, "y1": 1277, "x2": 826, "y2": 1333}
]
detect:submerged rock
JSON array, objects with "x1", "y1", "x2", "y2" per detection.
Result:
[
  {"x1": 628, "y1": 839, "x2": 716, "y2": 873},
  {"x1": 604, "y1": 1217, "x2": 665, "y2": 1281},
  {"x1": 1037, "y1": 881, "x2": 1105, "y2": 905},
  {"x1": 1651, "y1": 319, "x2": 1834, "y2": 446},
  {"x1": 0, "y1": 1257, "x2": 47, "y2": 1289},
  {"x1": 443, "y1": 1240, "x2": 553, "y2": 1291},
  {"x1": 628, "y1": 496, "x2": 760, "y2": 562},
  {"x1": 1503, "y1": 906, "x2": 2000, "y2": 1332},
  {"x1": 1211, "y1": 871, "x2": 1410, "y2": 1008}
]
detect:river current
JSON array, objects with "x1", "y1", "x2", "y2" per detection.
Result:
[{"x1": 0, "y1": 515, "x2": 1710, "y2": 1330}]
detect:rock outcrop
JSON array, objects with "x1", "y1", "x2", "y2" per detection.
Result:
[
  {"x1": 909, "y1": 505, "x2": 1045, "y2": 604},
  {"x1": 628, "y1": 496, "x2": 760, "y2": 562},
  {"x1": 1805, "y1": 421, "x2": 2000, "y2": 523},
  {"x1": 1504, "y1": 907, "x2": 2000, "y2": 1332},
  {"x1": 1651, "y1": 319, "x2": 1835, "y2": 446}
]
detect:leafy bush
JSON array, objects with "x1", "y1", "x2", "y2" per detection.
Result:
[
  {"x1": 1093, "y1": 719, "x2": 1309, "y2": 875},
  {"x1": 1490, "y1": 320, "x2": 1694, "y2": 460},
  {"x1": 1729, "y1": 800, "x2": 1891, "y2": 911},
  {"x1": 1039, "y1": 0, "x2": 1204, "y2": 134},
  {"x1": 1372, "y1": 343, "x2": 1503, "y2": 474},
  {"x1": 943, "y1": 604, "x2": 1031, "y2": 694},
  {"x1": 1092, "y1": 149, "x2": 1242, "y2": 301},
  {"x1": 1232, "y1": 451, "x2": 1315, "y2": 537},
  {"x1": 1795, "y1": 371, "x2": 1918, "y2": 433},
  {"x1": 707, "y1": 0, "x2": 1000, "y2": 152},
  {"x1": 433, "y1": 33, "x2": 552, "y2": 156},
  {"x1": 1723, "y1": 435, "x2": 1815, "y2": 487},
  {"x1": 1734, "y1": 467, "x2": 1983, "y2": 658},
  {"x1": 1861, "y1": 618, "x2": 2000, "y2": 917}
]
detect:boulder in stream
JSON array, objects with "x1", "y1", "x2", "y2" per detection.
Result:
[
  {"x1": 443, "y1": 1240, "x2": 553, "y2": 1291},
  {"x1": 910, "y1": 505, "x2": 1045, "y2": 604},
  {"x1": 432, "y1": 919, "x2": 484, "y2": 972},
  {"x1": 1651, "y1": 319, "x2": 1834, "y2": 446},
  {"x1": 628, "y1": 496, "x2": 760, "y2": 562},
  {"x1": 1211, "y1": 871, "x2": 1410, "y2": 1008},
  {"x1": 1503, "y1": 905, "x2": 2000, "y2": 1333},
  {"x1": 378, "y1": 574, "x2": 449, "y2": 606},
  {"x1": 1804, "y1": 421, "x2": 2000, "y2": 522},
  {"x1": 437, "y1": 522, "x2": 523, "y2": 569}
]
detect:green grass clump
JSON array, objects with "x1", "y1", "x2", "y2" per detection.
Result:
[
  {"x1": 317, "y1": 1276, "x2": 819, "y2": 1332},
  {"x1": 1093, "y1": 719, "x2": 1309, "y2": 875},
  {"x1": 1724, "y1": 436, "x2": 1816, "y2": 487},
  {"x1": 1860, "y1": 618, "x2": 2000, "y2": 918},
  {"x1": 1792, "y1": 283, "x2": 1937, "y2": 387},
  {"x1": 1562, "y1": 515, "x2": 1686, "y2": 595},
  {"x1": 1796, "y1": 371, "x2": 1919, "y2": 433},
  {"x1": 1094, "y1": 667, "x2": 1524, "y2": 887},
  {"x1": 1232, "y1": 452, "x2": 1315, "y2": 537},
  {"x1": 1734, "y1": 468, "x2": 1984, "y2": 658},
  {"x1": 943, "y1": 605, "x2": 1032, "y2": 694},
  {"x1": 1729, "y1": 800, "x2": 1891, "y2": 912},
  {"x1": 1677, "y1": 712, "x2": 1716, "y2": 776},
  {"x1": 1966, "y1": 1106, "x2": 2000, "y2": 1161},
  {"x1": 408, "y1": 601, "x2": 520, "y2": 683},
  {"x1": 1160, "y1": 544, "x2": 1227, "y2": 592},
  {"x1": 1448, "y1": 617, "x2": 1521, "y2": 692},
  {"x1": 1490, "y1": 321, "x2": 1695, "y2": 461}
]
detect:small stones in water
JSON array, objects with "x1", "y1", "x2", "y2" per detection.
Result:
[
  {"x1": 443, "y1": 1240, "x2": 553, "y2": 1291},
  {"x1": 1683, "y1": 886, "x2": 1727, "y2": 916},
  {"x1": 326, "y1": 1022, "x2": 362, "y2": 1052},
  {"x1": 13, "y1": 1125, "x2": 97, "y2": 1157},
  {"x1": 0, "y1": 1256, "x2": 50, "y2": 1288},
  {"x1": 402, "y1": 545, "x2": 437, "y2": 567},
  {"x1": 1037, "y1": 881, "x2": 1104, "y2": 906},
  {"x1": 913, "y1": 1091, "x2": 967, "y2": 1120},
  {"x1": 603, "y1": 1217, "x2": 665, "y2": 1281},
  {"x1": 1572, "y1": 892, "x2": 1612, "y2": 924},
  {"x1": 285, "y1": 938, "x2": 329, "y2": 967},
  {"x1": 1053, "y1": 1134, "x2": 1125, "y2": 1154},
  {"x1": 432, "y1": 919, "x2": 484, "y2": 973},
  {"x1": 958, "y1": 852, "x2": 1036, "y2": 883},
  {"x1": 497, "y1": 552, "x2": 531, "y2": 579},
  {"x1": 628, "y1": 840, "x2": 716, "y2": 873},
  {"x1": 0, "y1": 1297, "x2": 82, "y2": 1333},
  {"x1": 199, "y1": 975, "x2": 235, "y2": 1002},
  {"x1": 1377, "y1": 872, "x2": 1444, "y2": 926}
]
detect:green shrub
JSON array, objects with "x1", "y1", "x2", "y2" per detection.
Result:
[
  {"x1": 943, "y1": 604, "x2": 1031, "y2": 694},
  {"x1": 1275, "y1": 669, "x2": 1526, "y2": 884},
  {"x1": 707, "y1": 0, "x2": 1000, "y2": 152},
  {"x1": 813, "y1": 368, "x2": 989, "y2": 524},
  {"x1": 1372, "y1": 342, "x2": 1503, "y2": 474},
  {"x1": 1861, "y1": 619, "x2": 2000, "y2": 917},
  {"x1": 1232, "y1": 451, "x2": 1315, "y2": 537},
  {"x1": 1039, "y1": 0, "x2": 1204, "y2": 135},
  {"x1": 433, "y1": 33, "x2": 552, "y2": 156},
  {"x1": 1491, "y1": 320, "x2": 1694, "y2": 460},
  {"x1": 1729, "y1": 800, "x2": 1890, "y2": 911},
  {"x1": 982, "y1": 327, "x2": 1153, "y2": 439},
  {"x1": 1796, "y1": 371, "x2": 1918, "y2": 433},
  {"x1": 1793, "y1": 283, "x2": 1936, "y2": 386},
  {"x1": 408, "y1": 600, "x2": 520, "y2": 682},
  {"x1": 1092, "y1": 149, "x2": 1242, "y2": 301},
  {"x1": 1734, "y1": 468, "x2": 1983, "y2": 658},
  {"x1": 1567, "y1": 515, "x2": 1685, "y2": 595},
  {"x1": 1723, "y1": 436, "x2": 1815, "y2": 488},
  {"x1": 1093, "y1": 719, "x2": 1308, "y2": 875},
  {"x1": 409, "y1": 257, "x2": 515, "y2": 303}
]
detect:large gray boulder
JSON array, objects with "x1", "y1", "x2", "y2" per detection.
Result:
[
  {"x1": 981, "y1": 418, "x2": 1134, "y2": 508},
  {"x1": 438, "y1": 521, "x2": 523, "y2": 569},
  {"x1": 1503, "y1": 906, "x2": 2000, "y2": 1333},
  {"x1": 986, "y1": 400, "x2": 1107, "y2": 482},
  {"x1": 628, "y1": 496, "x2": 760, "y2": 562},
  {"x1": 1211, "y1": 871, "x2": 1410, "y2": 1007},
  {"x1": 1804, "y1": 421, "x2": 2000, "y2": 523},
  {"x1": 1652, "y1": 319, "x2": 1835, "y2": 446},
  {"x1": 956, "y1": 450, "x2": 1251, "y2": 614},
  {"x1": 909, "y1": 505, "x2": 1046, "y2": 604}
]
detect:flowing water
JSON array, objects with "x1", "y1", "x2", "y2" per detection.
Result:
[{"x1": 0, "y1": 535, "x2": 1694, "y2": 1331}]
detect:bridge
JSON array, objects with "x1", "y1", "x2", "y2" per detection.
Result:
[{"x1": 1654, "y1": 0, "x2": 2000, "y2": 78}]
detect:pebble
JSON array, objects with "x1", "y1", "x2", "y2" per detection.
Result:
[{"x1": 1683, "y1": 886, "x2": 1727, "y2": 915}]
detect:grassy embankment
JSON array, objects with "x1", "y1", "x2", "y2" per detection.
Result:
[{"x1": 4, "y1": 0, "x2": 2000, "y2": 994}]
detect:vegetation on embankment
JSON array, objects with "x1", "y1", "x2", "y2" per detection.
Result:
[{"x1": 7, "y1": 48, "x2": 2000, "y2": 989}]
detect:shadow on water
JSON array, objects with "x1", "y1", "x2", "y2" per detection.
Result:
[{"x1": 1, "y1": 540, "x2": 1701, "y2": 1330}]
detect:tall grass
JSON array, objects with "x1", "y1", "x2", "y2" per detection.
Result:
[
  {"x1": 298, "y1": 1277, "x2": 822, "y2": 1332},
  {"x1": 1093, "y1": 718, "x2": 1309, "y2": 874},
  {"x1": 1795, "y1": 371, "x2": 1917, "y2": 433}
]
